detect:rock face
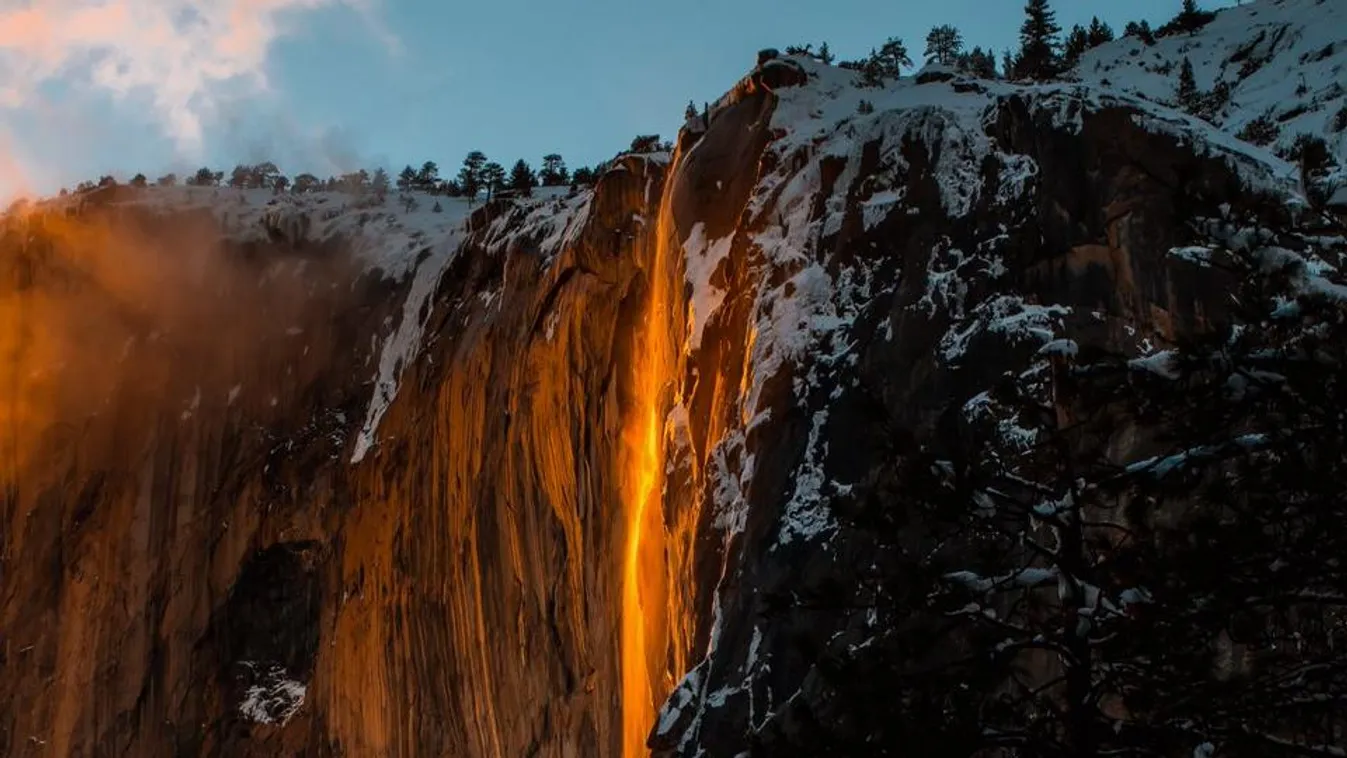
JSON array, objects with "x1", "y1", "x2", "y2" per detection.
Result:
[
  {"x1": 0, "y1": 204, "x2": 392, "y2": 757},
  {"x1": 647, "y1": 75, "x2": 1261, "y2": 758},
  {"x1": 0, "y1": 11, "x2": 1329, "y2": 758}
]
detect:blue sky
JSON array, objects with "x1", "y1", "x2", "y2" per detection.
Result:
[{"x1": 1, "y1": 0, "x2": 1234, "y2": 197}]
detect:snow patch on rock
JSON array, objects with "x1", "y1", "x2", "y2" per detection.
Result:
[
  {"x1": 683, "y1": 222, "x2": 735, "y2": 351},
  {"x1": 237, "y1": 662, "x2": 306, "y2": 726}
]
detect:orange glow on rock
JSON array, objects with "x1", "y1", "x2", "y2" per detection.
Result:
[{"x1": 0, "y1": 195, "x2": 352, "y2": 488}]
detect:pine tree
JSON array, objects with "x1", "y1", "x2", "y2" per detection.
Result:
[
  {"x1": 630, "y1": 134, "x2": 661, "y2": 153},
  {"x1": 1176, "y1": 56, "x2": 1199, "y2": 112},
  {"x1": 685, "y1": 100, "x2": 698, "y2": 121},
  {"x1": 397, "y1": 165, "x2": 416, "y2": 192},
  {"x1": 480, "y1": 161, "x2": 506, "y2": 201},
  {"x1": 818, "y1": 41, "x2": 834, "y2": 64},
  {"x1": 923, "y1": 25, "x2": 964, "y2": 66},
  {"x1": 458, "y1": 150, "x2": 487, "y2": 201},
  {"x1": 508, "y1": 159, "x2": 537, "y2": 197},
  {"x1": 292, "y1": 173, "x2": 320, "y2": 193},
  {"x1": 1015, "y1": 0, "x2": 1062, "y2": 80},
  {"x1": 571, "y1": 167, "x2": 595, "y2": 186},
  {"x1": 250, "y1": 161, "x2": 281, "y2": 190},
  {"x1": 1125, "y1": 20, "x2": 1156, "y2": 45},
  {"x1": 961, "y1": 47, "x2": 997, "y2": 79},
  {"x1": 1086, "y1": 16, "x2": 1115, "y2": 47},
  {"x1": 416, "y1": 161, "x2": 439, "y2": 192},
  {"x1": 540, "y1": 153, "x2": 567, "y2": 186},
  {"x1": 876, "y1": 36, "x2": 912, "y2": 76},
  {"x1": 1001, "y1": 49, "x2": 1017, "y2": 80},
  {"x1": 371, "y1": 167, "x2": 391, "y2": 199},
  {"x1": 130, "y1": 173, "x2": 147, "y2": 188},
  {"x1": 1062, "y1": 24, "x2": 1090, "y2": 68},
  {"x1": 1171, "y1": 0, "x2": 1214, "y2": 34}
]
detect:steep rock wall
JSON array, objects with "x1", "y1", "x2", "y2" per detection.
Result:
[
  {"x1": 650, "y1": 73, "x2": 1273, "y2": 756},
  {"x1": 325, "y1": 153, "x2": 666, "y2": 757},
  {"x1": 0, "y1": 204, "x2": 396, "y2": 757},
  {"x1": 0, "y1": 56, "x2": 1293, "y2": 758}
]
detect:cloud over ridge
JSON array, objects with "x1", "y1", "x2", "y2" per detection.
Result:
[{"x1": 0, "y1": 0, "x2": 386, "y2": 151}]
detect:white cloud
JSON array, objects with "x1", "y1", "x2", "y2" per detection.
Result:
[{"x1": 0, "y1": 0, "x2": 393, "y2": 152}]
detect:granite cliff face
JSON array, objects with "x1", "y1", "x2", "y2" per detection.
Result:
[{"x1": 1, "y1": 3, "x2": 1343, "y2": 755}]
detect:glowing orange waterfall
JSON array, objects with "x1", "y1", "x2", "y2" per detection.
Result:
[{"x1": 621, "y1": 153, "x2": 684, "y2": 758}]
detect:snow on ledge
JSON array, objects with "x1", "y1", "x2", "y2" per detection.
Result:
[{"x1": 349, "y1": 235, "x2": 460, "y2": 463}]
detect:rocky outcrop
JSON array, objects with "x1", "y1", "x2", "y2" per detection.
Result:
[
  {"x1": 0, "y1": 36, "x2": 1312, "y2": 758},
  {"x1": 648, "y1": 72, "x2": 1266, "y2": 757}
]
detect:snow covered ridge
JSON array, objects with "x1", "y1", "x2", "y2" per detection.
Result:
[
  {"x1": 27, "y1": 182, "x2": 592, "y2": 464},
  {"x1": 72, "y1": 184, "x2": 479, "y2": 465},
  {"x1": 84, "y1": 185, "x2": 477, "y2": 278},
  {"x1": 685, "y1": 49, "x2": 1304, "y2": 533},
  {"x1": 1071, "y1": 0, "x2": 1347, "y2": 164}
]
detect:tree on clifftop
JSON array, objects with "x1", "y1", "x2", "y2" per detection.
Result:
[
  {"x1": 1086, "y1": 16, "x2": 1115, "y2": 47},
  {"x1": 1125, "y1": 20, "x2": 1156, "y2": 45},
  {"x1": 539, "y1": 153, "x2": 568, "y2": 186},
  {"x1": 509, "y1": 159, "x2": 537, "y2": 197},
  {"x1": 251, "y1": 161, "x2": 281, "y2": 189},
  {"x1": 292, "y1": 173, "x2": 320, "y2": 193},
  {"x1": 1062, "y1": 24, "x2": 1090, "y2": 69},
  {"x1": 397, "y1": 165, "x2": 416, "y2": 192},
  {"x1": 869, "y1": 37, "x2": 912, "y2": 82},
  {"x1": 371, "y1": 167, "x2": 390, "y2": 200},
  {"x1": 458, "y1": 150, "x2": 487, "y2": 201},
  {"x1": 1014, "y1": 0, "x2": 1062, "y2": 80},
  {"x1": 480, "y1": 161, "x2": 506, "y2": 201},
  {"x1": 570, "y1": 166, "x2": 596, "y2": 186},
  {"x1": 924, "y1": 25, "x2": 964, "y2": 66},
  {"x1": 956, "y1": 46, "x2": 997, "y2": 78},
  {"x1": 416, "y1": 161, "x2": 439, "y2": 192},
  {"x1": 629, "y1": 135, "x2": 662, "y2": 153},
  {"x1": 187, "y1": 167, "x2": 217, "y2": 186},
  {"x1": 228, "y1": 164, "x2": 250, "y2": 189}
]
